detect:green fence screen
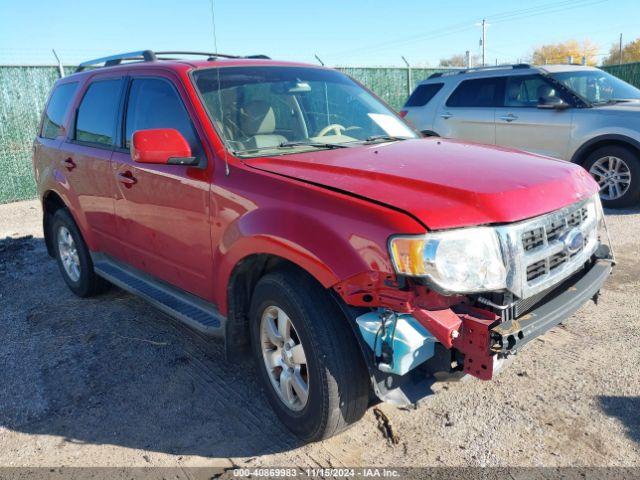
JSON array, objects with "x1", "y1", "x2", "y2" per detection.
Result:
[{"x1": 1, "y1": 62, "x2": 640, "y2": 204}]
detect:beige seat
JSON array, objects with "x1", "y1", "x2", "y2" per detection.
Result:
[{"x1": 239, "y1": 100, "x2": 287, "y2": 149}]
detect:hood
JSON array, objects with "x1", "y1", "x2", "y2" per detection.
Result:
[{"x1": 243, "y1": 138, "x2": 598, "y2": 230}]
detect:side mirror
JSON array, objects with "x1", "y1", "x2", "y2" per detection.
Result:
[
  {"x1": 537, "y1": 96, "x2": 569, "y2": 110},
  {"x1": 131, "y1": 128, "x2": 198, "y2": 166}
]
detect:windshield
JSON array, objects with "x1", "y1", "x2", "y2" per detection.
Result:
[
  {"x1": 549, "y1": 70, "x2": 640, "y2": 105},
  {"x1": 192, "y1": 66, "x2": 417, "y2": 156}
]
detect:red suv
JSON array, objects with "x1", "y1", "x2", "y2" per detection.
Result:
[{"x1": 33, "y1": 50, "x2": 614, "y2": 441}]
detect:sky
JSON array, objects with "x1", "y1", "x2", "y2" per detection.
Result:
[{"x1": 1, "y1": 0, "x2": 639, "y2": 67}]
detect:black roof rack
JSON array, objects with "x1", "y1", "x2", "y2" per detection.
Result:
[{"x1": 75, "y1": 50, "x2": 271, "y2": 72}]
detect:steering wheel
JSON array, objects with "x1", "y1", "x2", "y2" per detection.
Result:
[{"x1": 317, "y1": 124, "x2": 346, "y2": 137}]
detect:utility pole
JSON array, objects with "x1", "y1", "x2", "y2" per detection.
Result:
[
  {"x1": 465, "y1": 50, "x2": 471, "y2": 68},
  {"x1": 619, "y1": 33, "x2": 623, "y2": 65}
]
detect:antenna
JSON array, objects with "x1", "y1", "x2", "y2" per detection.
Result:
[
  {"x1": 314, "y1": 54, "x2": 325, "y2": 66},
  {"x1": 210, "y1": 0, "x2": 230, "y2": 176}
]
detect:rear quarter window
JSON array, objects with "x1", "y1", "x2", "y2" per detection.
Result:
[
  {"x1": 41, "y1": 82, "x2": 79, "y2": 139},
  {"x1": 404, "y1": 83, "x2": 444, "y2": 107},
  {"x1": 446, "y1": 77, "x2": 504, "y2": 107}
]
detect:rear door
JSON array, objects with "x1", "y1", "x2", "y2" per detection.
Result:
[
  {"x1": 110, "y1": 72, "x2": 214, "y2": 299},
  {"x1": 34, "y1": 81, "x2": 79, "y2": 192},
  {"x1": 57, "y1": 76, "x2": 125, "y2": 256},
  {"x1": 401, "y1": 82, "x2": 444, "y2": 134},
  {"x1": 434, "y1": 77, "x2": 504, "y2": 145},
  {"x1": 494, "y1": 74, "x2": 573, "y2": 158}
]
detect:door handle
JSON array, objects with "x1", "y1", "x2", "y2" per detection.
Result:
[
  {"x1": 63, "y1": 157, "x2": 76, "y2": 171},
  {"x1": 499, "y1": 114, "x2": 518, "y2": 122},
  {"x1": 440, "y1": 112, "x2": 453, "y2": 119},
  {"x1": 117, "y1": 171, "x2": 137, "y2": 188}
]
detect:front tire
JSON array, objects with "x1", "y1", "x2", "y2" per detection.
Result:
[
  {"x1": 51, "y1": 209, "x2": 108, "y2": 297},
  {"x1": 584, "y1": 145, "x2": 640, "y2": 208},
  {"x1": 249, "y1": 269, "x2": 369, "y2": 442}
]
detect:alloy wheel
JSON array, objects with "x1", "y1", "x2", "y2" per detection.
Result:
[
  {"x1": 589, "y1": 155, "x2": 632, "y2": 201},
  {"x1": 260, "y1": 305, "x2": 309, "y2": 412},
  {"x1": 57, "y1": 225, "x2": 81, "y2": 282}
]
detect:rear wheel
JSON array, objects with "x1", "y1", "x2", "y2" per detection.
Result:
[
  {"x1": 249, "y1": 269, "x2": 369, "y2": 442},
  {"x1": 51, "y1": 209, "x2": 109, "y2": 297},
  {"x1": 584, "y1": 145, "x2": 640, "y2": 208}
]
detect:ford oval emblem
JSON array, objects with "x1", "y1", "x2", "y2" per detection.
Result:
[{"x1": 561, "y1": 228, "x2": 584, "y2": 255}]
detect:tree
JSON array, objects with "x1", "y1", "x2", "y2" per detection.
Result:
[
  {"x1": 439, "y1": 53, "x2": 480, "y2": 68},
  {"x1": 531, "y1": 39, "x2": 599, "y2": 66},
  {"x1": 603, "y1": 38, "x2": 640, "y2": 65}
]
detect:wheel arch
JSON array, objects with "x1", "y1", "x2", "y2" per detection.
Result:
[
  {"x1": 225, "y1": 253, "x2": 339, "y2": 358},
  {"x1": 570, "y1": 134, "x2": 640, "y2": 166},
  {"x1": 42, "y1": 190, "x2": 69, "y2": 257}
]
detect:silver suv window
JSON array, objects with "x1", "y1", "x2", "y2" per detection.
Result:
[
  {"x1": 504, "y1": 75, "x2": 566, "y2": 107},
  {"x1": 405, "y1": 83, "x2": 444, "y2": 107},
  {"x1": 446, "y1": 77, "x2": 504, "y2": 108},
  {"x1": 550, "y1": 70, "x2": 640, "y2": 105}
]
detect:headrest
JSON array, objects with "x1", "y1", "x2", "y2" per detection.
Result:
[{"x1": 240, "y1": 101, "x2": 276, "y2": 135}]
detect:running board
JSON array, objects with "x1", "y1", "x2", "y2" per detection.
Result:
[{"x1": 92, "y1": 254, "x2": 225, "y2": 337}]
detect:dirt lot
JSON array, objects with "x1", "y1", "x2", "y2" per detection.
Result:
[{"x1": 0, "y1": 199, "x2": 639, "y2": 470}]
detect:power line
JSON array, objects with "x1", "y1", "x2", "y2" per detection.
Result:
[{"x1": 324, "y1": 0, "x2": 607, "y2": 60}]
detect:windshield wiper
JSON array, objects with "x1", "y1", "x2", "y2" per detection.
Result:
[
  {"x1": 279, "y1": 140, "x2": 349, "y2": 149},
  {"x1": 234, "y1": 140, "x2": 349, "y2": 156},
  {"x1": 594, "y1": 98, "x2": 638, "y2": 105},
  {"x1": 362, "y1": 135, "x2": 409, "y2": 144}
]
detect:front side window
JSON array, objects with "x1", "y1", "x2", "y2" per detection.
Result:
[
  {"x1": 550, "y1": 69, "x2": 640, "y2": 105},
  {"x1": 192, "y1": 66, "x2": 417, "y2": 156},
  {"x1": 75, "y1": 79, "x2": 123, "y2": 146},
  {"x1": 124, "y1": 78, "x2": 202, "y2": 159},
  {"x1": 504, "y1": 75, "x2": 566, "y2": 107},
  {"x1": 41, "y1": 82, "x2": 78, "y2": 139},
  {"x1": 446, "y1": 77, "x2": 504, "y2": 108},
  {"x1": 404, "y1": 83, "x2": 444, "y2": 107}
]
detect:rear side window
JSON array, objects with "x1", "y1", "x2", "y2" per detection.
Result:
[
  {"x1": 405, "y1": 83, "x2": 443, "y2": 107},
  {"x1": 124, "y1": 78, "x2": 202, "y2": 157},
  {"x1": 75, "y1": 79, "x2": 124, "y2": 146},
  {"x1": 41, "y1": 82, "x2": 78, "y2": 139},
  {"x1": 446, "y1": 78, "x2": 503, "y2": 107}
]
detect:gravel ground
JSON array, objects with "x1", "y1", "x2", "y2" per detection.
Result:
[{"x1": 0, "y1": 199, "x2": 638, "y2": 470}]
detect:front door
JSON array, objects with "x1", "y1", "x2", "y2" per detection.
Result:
[
  {"x1": 111, "y1": 73, "x2": 214, "y2": 299},
  {"x1": 495, "y1": 74, "x2": 573, "y2": 159}
]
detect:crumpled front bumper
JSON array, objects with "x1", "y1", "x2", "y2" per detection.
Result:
[
  {"x1": 490, "y1": 259, "x2": 612, "y2": 354},
  {"x1": 449, "y1": 257, "x2": 613, "y2": 381},
  {"x1": 351, "y1": 256, "x2": 612, "y2": 407}
]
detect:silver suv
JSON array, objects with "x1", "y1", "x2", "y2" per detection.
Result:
[{"x1": 402, "y1": 64, "x2": 640, "y2": 208}]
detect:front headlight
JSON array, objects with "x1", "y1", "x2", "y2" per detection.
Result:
[{"x1": 389, "y1": 227, "x2": 507, "y2": 294}]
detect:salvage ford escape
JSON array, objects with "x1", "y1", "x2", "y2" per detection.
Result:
[{"x1": 33, "y1": 50, "x2": 614, "y2": 442}]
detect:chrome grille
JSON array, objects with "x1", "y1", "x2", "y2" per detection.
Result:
[{"x1": 496, "y1": 197, "x2": 600, "y2": 299}]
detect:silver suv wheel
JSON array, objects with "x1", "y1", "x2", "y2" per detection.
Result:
[
  {"x1": 260, "y1": 305, "x2": 309, "y2": 411},
  {"x1": 589, "y1": 155, "x2": 632, "y2": 201},
  {"x1": 57, "y1": 225, "x2": 81, "y2": 282}
]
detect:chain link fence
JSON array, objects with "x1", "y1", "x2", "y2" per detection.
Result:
[{"x1": 1, "y1": 62, "x2": 639, "y2": 204}]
